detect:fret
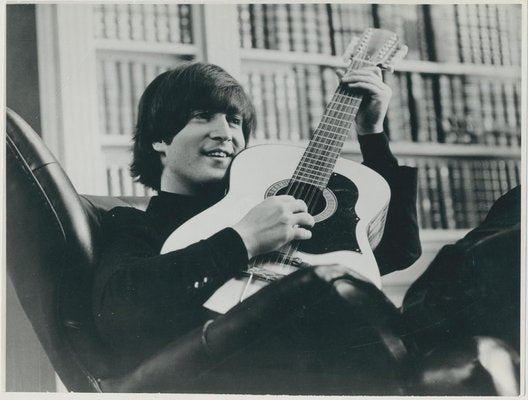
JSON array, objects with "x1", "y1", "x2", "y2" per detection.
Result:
[
  {"x1": 318, "y1": 114, "x2": 353, "y2": 128},
  {"x1": 309, "y1": 135, "x2": 348, "y2": 149},
  {"x1": 290, "y1": 174, "x2": 326, "y2": 187},
  {"x1": 325, "y1": 105, "x2": 359, "y2": 117},
  {"x1": 317, "y1": 119, "x2": 351, "y2": 131},
  {"x1": 305, "y1": 141, "x2": 344, "y2": 156},
  {"x1": 303, "y1": 146, "x2": 341, "y2": 157},
  {"x1": 296, "y1": 159, "x2": 336, "y2": 174},
  {"x1": 294, "y1": 168, "x2": 329, "y2": 181}
]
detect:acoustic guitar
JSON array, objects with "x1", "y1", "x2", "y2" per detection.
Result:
[{"x1": 162, "y1": 29, "x2": 407, "y2": 314}]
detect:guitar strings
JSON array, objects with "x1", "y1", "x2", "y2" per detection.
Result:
[{"x1": 274, "y1": 52, "x2": 368, "y2": 270}]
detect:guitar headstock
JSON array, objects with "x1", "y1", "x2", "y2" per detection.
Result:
[{"x1": 343, "y1": 28, "x2": 408, "y2": 73}]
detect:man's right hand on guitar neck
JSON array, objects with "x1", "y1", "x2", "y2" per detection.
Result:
[{"x1": 232, "y1": 195, "x2": 315, "y2": 260}]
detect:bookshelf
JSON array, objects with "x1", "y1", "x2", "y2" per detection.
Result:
[{"x1": 37, "y1": 2, "x2": 522, "y2": 245}]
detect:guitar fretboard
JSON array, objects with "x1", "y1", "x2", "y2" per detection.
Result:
[{"x1": 291, "y1": 85, "x2": 362, "y2": 189}]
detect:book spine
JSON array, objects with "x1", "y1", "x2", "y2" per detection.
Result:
[
  {"x1": 315, "y1": 4, "x2": 332, "y2": 55},
  {"x1": 424, "y1": 75, "x2": 437, "y2": 142},
  {"x1": 103, "y1": 4, "x2": 118, "y2": 40},
  {"x1": 303, "y1": 4, "x2": 319, "y2": 54},
  {"x1": 455, "y1": 5, "x2": 472, "y2": 63},
  {"x1": 294, "y1": 66, "x2": 310, "y2": 139},
  {"x1": 438, "y1": 75, "x2": 454, "y2": 143},
  {"x1": 289, "y1": 4, "x2": 305, "y2": 52},
  {"x1": 460, "y1": 159, "x2": 478, "y2": 228},
  {"x1": 306, "y1": 66, "x2": 324, "y2": 135},
  {"x1": 427, "y1": 160, "x2": 444, "y2": 229},
  {"x1": 116, "y1": 5, "x2": 131, "y2": 41},
  {"x1": 384, "y1": 73, "x2": 405, "y2": 141},
  {"x1": 409, "y1": 73, "x2": 429, "y2": 142},
  {"x1": 264, "y1": 4, "x2": 278, "y2": 50},
  {"x1": 488, "y1": 159, "x2": 504, "y2": 202},
  {"x1": 285, "y1": 69, "x2": 301, "y2": 141},
  {"x1": 102, "y1": 59, "x2": 120, "y2": 136},
  {"x1": 130, "y1": 61, "x2": 145, "y2": 126},
  {"x1": 248, "y1": 71, "x2": 266, "y2": 140},
  {"x1": 118, "y1": 60, "x2": 133, "y2": 137},
  {"x1": 94, "y1": 4, "x2": 105, "y2": 39},
  {"x1": 490, "y1": 81, "x2": 508, "y2": 146},
  {"x1": 438, "y1": 161, "x2": 456, "y2": 229},
  {"x1": 503, "y1": 81, "x2": 518, "y2": 141},
  {"x1": 129, "y1": 5, "x2": 144, "y2": 41},
  {"x1": 462, "y1": 77, "x2": 483, "y2": 143},
  {"x1": 329, "y1": 4, "x2": 344, "y2": 56},
  {"x1": 249, "y1": 4, "x2": 265, "y2": 49},
  {"x1": 496, "y1": 159, "x2": 510, "y2": 195},
  {"x1": 478, "y1": 79, "x2": 495, "y2": 144},
  {"x1": 416, "y1": 158, "x2": 432, "y2": 229},
  {"x1": 496, "y1": 5, "x2": 512, "y2": 66},
  {"x1": 466, "y1": 4, "x2": 482, "y2": 64},
  {"x1": 143, "y1": 4, "x2": 156, "y2": 42},
  {"x1": 275, "y1": 4, "x2": 290, "y2": 51},
  {"x1": 487, "y1": 5, "x2": 502, "y2": 65},
  {"x1": 447, "y1": 159, "x2": 468, "y2": 228},
  {"x1": 238, "y1": 4, "x2": 252, "y2": 48},
  {"x1": 429, "y1": 4, "x2": 459, "y2": 62},
  {"x1": 179, "y1": 5, "x2": 193, "y2": 44},
  {"x1": 477, "y1": 4, "x2": 492, "y2": 65},
  {"x1": 155, "y1": 4, "x2": 169, "y2": 43},
  {"x1": 274, "y1": 70, "x2": 290, "y2": 141},
  {"x1": 262, "y1": 70, "x2": 278, "y2": 139},
  {"x1": 167, "y1": 4, "x2": 181, "y2": 44}
]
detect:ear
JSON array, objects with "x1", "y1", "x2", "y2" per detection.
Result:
[{"x1": 152, "y1": 141, "x2": 167, "y2": 154}]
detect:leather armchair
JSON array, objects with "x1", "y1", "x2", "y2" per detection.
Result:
[{"x1": 6, "y1": 108, "x2": 520, "y2": 394}]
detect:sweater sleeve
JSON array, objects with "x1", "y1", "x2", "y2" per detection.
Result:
[
  {"x1": 92, "y1": 207, "x2": 248, "y2": 357},
  {"x1": 358, "y1": 133, "x2": 422, "y2": 275}
]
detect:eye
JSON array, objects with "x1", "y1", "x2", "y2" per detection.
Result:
[
  {"x1": 191, "y1": 110, "x2": 213, "y2": 121},
  {"x1": 228, "y1": 114, "x2": 242, "y2": 126}
]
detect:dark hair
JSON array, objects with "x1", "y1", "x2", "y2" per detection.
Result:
[{"x1": 130, "y1": 62, "x2": 256, "y2": 190}]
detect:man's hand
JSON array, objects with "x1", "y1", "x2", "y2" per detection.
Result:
[
  {"x1": 232, "y1": 196, "x2": 315, "y2": 259},
  {"x1": 336, "y1": 66, "x2": 392, "y2": 136}
]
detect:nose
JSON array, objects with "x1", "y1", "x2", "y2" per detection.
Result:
[{"x1": 209, "y1": 114, "x2": 233, "y2": 142}]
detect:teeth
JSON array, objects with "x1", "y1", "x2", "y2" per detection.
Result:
[{"x1": 207, "y1": 151, "x2": 228, "y2": 158}]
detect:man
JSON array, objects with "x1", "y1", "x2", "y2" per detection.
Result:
[{"x1": 93, "y1": 62, "x2": 421, "y2": 393}]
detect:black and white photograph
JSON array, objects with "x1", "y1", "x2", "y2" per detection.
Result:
[{"x1": 4, "y1": 1, "x2": 525, "y2": 395}]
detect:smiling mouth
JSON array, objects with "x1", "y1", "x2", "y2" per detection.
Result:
[{"x1": 204, "y1": 150, "x2": 232, "y2": 158}]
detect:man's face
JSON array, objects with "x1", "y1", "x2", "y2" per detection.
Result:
[{"x1": 154, "y1": 111, "x2": 246, "y2": 194}]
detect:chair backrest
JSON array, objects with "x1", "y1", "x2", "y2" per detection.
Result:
[{"x1": 6, "y1": 108, "x2": 149, "y2": 391}]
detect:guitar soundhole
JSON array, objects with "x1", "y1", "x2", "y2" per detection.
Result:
[{"x1": 265, "y1": 180, "x2": 337, "y2": 223}]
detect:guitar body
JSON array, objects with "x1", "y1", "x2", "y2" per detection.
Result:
[{"x1": 162, "y1": 144, "x2": 390, "y2": 313}]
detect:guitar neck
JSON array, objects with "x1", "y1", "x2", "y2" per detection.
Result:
[{"x1": 292, "y1": 82, "x2": 364, "y2": 189}]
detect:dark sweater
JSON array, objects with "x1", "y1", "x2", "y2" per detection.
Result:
[{"x1": 92, "y1": 133, "x2": 421, "y2": 369}]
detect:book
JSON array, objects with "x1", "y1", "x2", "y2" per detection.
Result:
[
  {"x1": 466, "y1": 4, "x2": 482, "y2": 64},
  {"x1": 438, "y1": 74, "x2": 454, "y2": 143},
  {"x1": 294, "y1": 66, "x2": 311, "y2": 139},
  {"x1": 129, "y1": 4, "x2": 144, "y2": 41},
  {"x1": 447, "y1": 159, "x2": 468, "y2": 228},
  {"x1": 262, "y1": 70, "x2": 278, "y2": 139},
  {"x1": 486, "y1": 5, "x2": 503, "y2": 65},
  {"x1": 103, "y1": 4, "x2": 118, "y2": 40},
  {"x1": 238, "y1": 4, "x2": 252, "y2": 48},
  {"x1": 329, "y1": 4, "x2": 344, "y2": 56},
  {"x1": 455, "y1": 5, "x2": 472, "y2": 64},
  {"x1": 285, "y1": 69, "x2": 301, "y2": 141},
  {"x1": 179, "y1": 5, "x2": 193, "y2": 44},
  {"x1": 94, "y1": 4, "x2": 105, "y2": 39},
  {"x1": 303, "y1": 4, "x2": 319, "y2": 54},
  {"x1": 289, "y1": 3, "x2": 305, "y2": 52},
  {"x1": 155, "y1": 4, "x2": 169, "y2": 43},
  {"x1": 462, "y1": 76, "x2": 483, "y2": 144},
  {"x1": 306, "y1": 65, "x2": 324, "y2": 135},
  {"x1": 416, "y1": 158, "x2": 432, "y2": 229},
  {"x1": 423, "y1": 75, "x2": 437, "y2": 142},
  {"x1": 249, "y1": 4, "x2": 265, "y2": 49},
  {"x1": 490, "y1": 80, "x2": 508, "y2": 145},
  {"x1": 130, "y1": 61, "x2": 145, "y2": 125},
  {"x1": 102, "y1": 59, "x2": 120, "y2": 136},
  {"x1": 460, "y1": 159, "x2": 479, "y2": 228},
  {"x1": 428, "y1": 4, "x2": 459, "y2": 62},
  {"x1": 116, "y1": 5, "x2": 131, "y2": 41},
  {"x1": 118, "y1": 60, "x2": 133, "y2": 136},
  {"x1": 273, "y1": 70, "x2": 290, "y2": 141},
  {"x1": 409, "y1": 73, "x2": 430, "y2": 142},
  {"x1": 275, "y1": 4, "x2": 290, "y2": 51},
  {"x1": 478, "y1": 79, "x2": 495, "y2": 144},
  {"x1": 438, "y1": 161, "x2": 456, "y2": 229},
  {"x1": 477, "y1": 4, "x2": 493, "y2": 65},
  {"x1": 142, "y1": 4, "x2": 156, "y2": 43},
  {"x1": 263, "y1": 4, "x2": 278, "y2": 50},
  {"x1": 247, "y1": 71, "x2": 266, "y2": 140},
  {"x1": 167, "y1": 4, "x2": 181, "y2": 44},
  {"x1": 315, "y1": 4, "x2": 332, "y2": 55}
]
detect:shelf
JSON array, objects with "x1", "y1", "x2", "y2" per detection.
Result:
[
  {"x1": 101, "y1": 135, "x2": 521, "y2": 159},
  {"x1": 248, "y1": 139, "x2": 522, "y2": 159},
  {"x1": 96, "y1": 39, "x2": 198, "y2": 56},
  {"x1": 240, "y1": 48, "x2": 522, "y2": 78}
]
